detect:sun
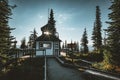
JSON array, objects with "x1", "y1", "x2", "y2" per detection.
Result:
[{"x1": 44, "y1": 31, "x2": 51, "y2": 35}]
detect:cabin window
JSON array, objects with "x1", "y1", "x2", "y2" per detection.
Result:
[
  {"x1": 39, "y1": 42, "x2": 43, "y2": 48},
  {"x1": 39, "y1": 42, "x2": 51, "y2": 49},
  {"x1": 43, "y1": 43, "x2": 51, "y2": 49},
  {"x1": 55, "y1": 43, "x2": 59, "y2": 48}
]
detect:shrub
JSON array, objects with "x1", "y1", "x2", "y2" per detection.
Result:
[{"x1": 92, "y1": 50, "x2": 115, "y2": 71}]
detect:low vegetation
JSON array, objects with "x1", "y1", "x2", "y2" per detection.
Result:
[{"x1": 0, "y1": 57, "x2": 44, "y2": 80}]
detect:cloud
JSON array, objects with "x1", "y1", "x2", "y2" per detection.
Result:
[
  {"x1": 37, "y1": 13, "x2": 46, "y2": 20},
  {"x1": 38, "y1": 15, "x2": 44, "y2": 19},
  {"x1": 56, "y1": 13, "x2": 71, "y2": 24},
  {"x1": 61, "y1": 27, "x2": 75, "y2": 31},
  {"x1": 58, "y1": 14, "x2": 68, "y2": 20}
]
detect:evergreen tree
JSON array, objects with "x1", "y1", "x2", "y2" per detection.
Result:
[
  {"x1": 92, "y1": 6, "x2": 102, "y2": 53},
  {"x1": 49, "y1": 9, "x2": 55, "y2": 26},
  {"x1": 106, "y1": 0, "x2": 120, "y2": 65},
  {"x1": 74, "y1": 41, "x2": 79, "y2": 52},
  {"x1": 80, "y1": 47, "x2": 83, "y2": 54},
  {"x1": 28, "y1": 28, "x2": 37, "y2": 48},
  {"x1": 92, "y1": 22, "x2": 97, "y2": 49},
  {"x1": 62, "y1": 42, "x2": 65, "y2": 49},
  {"x1": 0, "y1": 0, "x2": 15, "y2": 55},
  {"x1": 76, "y1": 41, "x2": 79, "y2": 52},
  {"x1": 65, "y1": 40, "x2": 67, "y2": 49},
  {"x1": 81, "y1": 28, "x2": 89, "y2": 54},
  {"x1": 48, "y1": 9, "x2": 56, "y2": 35},
  {"x1": 20, "y1": 37, "x2": 27, "y2": 49}
]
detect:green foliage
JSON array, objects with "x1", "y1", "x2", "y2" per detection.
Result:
[
  {"x1": 106, "y1": 0, "x2": 120, "y2": 66},
  {"x1": 78, "y1": 52, "x2": 103, "y2": 62},
  {"x1": 80, "y1": 28, "x2": 89, "y2": 54},
  {"x1": 0, "y1": 0, "x2": 16, "y2": 69},
  {"x1": 41, "y1": 9, "x2": 56, "y2": 36},
  {"x1": 92, "y1": 6, "x2": 102, "y2": 53},
  {"x1": 0, "y1": 57, "x2": 44, "y2": 80},
  {"x1": 0, "y1": 0, "x2": 15, "y2": 54},
  {"x1": 92, "y1": 62, "x2": 114, "y2": 71},
  {"x1": 103, "y1": 49, "x2": 113, "y2": 64},
  {"x1": 92, "y1": 49, "x2": 115, "y2": 71},
  {"x1": 101, "y1": 49, "x2": 115, "y2": 70},
  {"x1": 28, "y1": 28, "x2": 37, "y2": 48},
  {"x1": 0, "y1": 54, "x2": 9, "y2": 64},
  {"x1": 20, "y1": 37, "x2": 27, "y2": 49}
]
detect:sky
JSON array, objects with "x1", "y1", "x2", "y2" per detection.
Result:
[{"x1": 9, "y1": 0, "x2": 111, "y2": 46}]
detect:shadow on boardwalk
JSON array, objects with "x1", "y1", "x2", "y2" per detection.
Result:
[{"x1": 47, "y1": 58, "x2": 84, "y2": 80}]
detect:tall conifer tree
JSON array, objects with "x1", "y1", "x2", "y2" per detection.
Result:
[
  {"x1": 20, "y1": 37, "x2": 27, "y2": 49},
  {"x1": 28, "y1": 28, "x2": 37, "y2": 48},
  {"x1": 106, "y1": 0, "x2": 120, "y2": 65},
  {"x1": 81, "y1": 28, "x2": 89, "y2": 54},
  {"x1": 0, "y1": 0, "x2": 15, "y2": 55},
  {"x1": 92, "y1": 6, "x2": 102, "y2": 53}
]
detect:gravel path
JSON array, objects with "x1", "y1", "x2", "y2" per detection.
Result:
[{"x1": 47, "y1": 58, "x2": 85, "y2": 80}]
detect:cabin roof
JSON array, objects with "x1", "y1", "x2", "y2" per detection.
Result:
[{"x1": 36, "y1": 34, "x2": 61, "y2": 42}]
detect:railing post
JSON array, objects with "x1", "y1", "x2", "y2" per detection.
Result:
[{"x1": 44, "y1": 53, "x2": 47, "y2": 80}]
